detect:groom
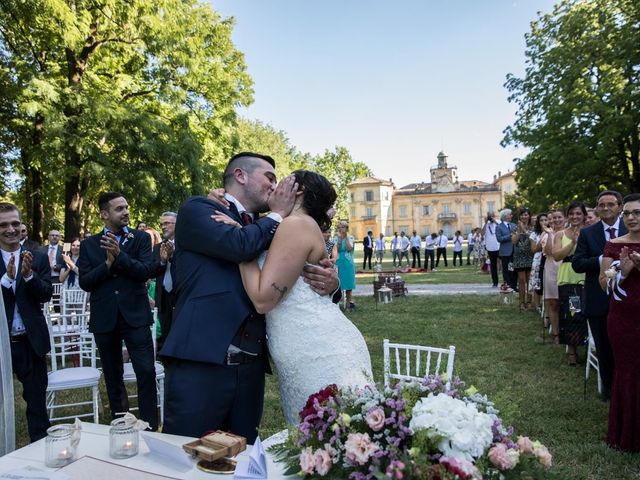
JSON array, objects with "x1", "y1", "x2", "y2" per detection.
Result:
[{"x1": 161, "y1": 152, "x2": 340, "y2": 442}]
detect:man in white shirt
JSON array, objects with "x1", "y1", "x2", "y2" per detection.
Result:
[
  {"x1": 410, "y1": 231, "x2": 422, "y2": 269},
  {"x1": 425, "y1": 233, "x2": 436, "y2": 271},
  {"x1": 452, "y1": 231, "x2": 464, "y2": 266},
  {"x1": 482, "y1": 212, "x2": 500, "y2": 287},
  {"x1": 391, "y1": 232, "x2": 400, "y2": 267},
  {"x1": 467, "y1": 231, "x2": 475, "y2": 265},
  {"x1": 0, "y1": 202, "x2": 53, "y2": 442},
  {"x1": 435, "y1": 230, "x2": 449, "y2": 267},
  {"x1": 398, "y1": 231, "x2": 411, "y2": 267},
  {"x1": 39, "y1": 230, "x2": 63, "y2": 284},
  {"x1": 374, "y1": 233, "x2": 386, "y2": 265}
]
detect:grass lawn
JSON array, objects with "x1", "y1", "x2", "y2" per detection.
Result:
[{"x1": 11, "y1": 295, "x2": 638, "y2": 479}]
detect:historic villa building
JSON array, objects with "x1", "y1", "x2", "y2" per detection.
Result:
[{"x1": 346, "y1": 151, "x2": 516, "y2": 239}]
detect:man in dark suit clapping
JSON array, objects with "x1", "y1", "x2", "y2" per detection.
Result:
[
  {"x1": 362, "y1": 231, "x2": 373, "y2": 270},
  {"x1": 0, "y1": 202, "x2": 53, "y2": 442},
  {"x1": 573, "y1": 190, "x2": 626, "y2": 401},
  {"x1": 78, "y1": 192, "x2": 157, "y2": 430},
  {"x1": 149, "y1": 211, "x2": 177, "y2": 352}
]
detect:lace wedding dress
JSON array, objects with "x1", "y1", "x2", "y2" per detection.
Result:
[{"x1": 259, "y1": 253, "x2": 373, "y2": 425}]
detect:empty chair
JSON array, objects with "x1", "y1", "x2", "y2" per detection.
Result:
[
  {"x1": 47, "y1": 322, "x2": 101, "y2": 423},
  {"x1": 585, "y1": 323, "x2": 602, "y2": 395},
  {"x1": 383, "y1": 339, "x2": 455, "y2": 388},
  {"x1": 60, "y1": 288, "x2": 89, "y2": 316}
]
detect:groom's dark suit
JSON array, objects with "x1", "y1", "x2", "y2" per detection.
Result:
[
  {"x1": 161, "y1": 196, "x2": 279, "y2": 442},
  {"x1": 573, "y1": 219, "x2": 627, "y2": 399}
]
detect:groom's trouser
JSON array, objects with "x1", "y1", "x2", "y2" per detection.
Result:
[{"x1": 163, "y1": 356, "x2": 265, "y2": 442}]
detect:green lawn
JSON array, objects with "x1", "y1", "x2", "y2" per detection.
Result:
[{"x1": 11, "y1": 295, "x2": 639, "y2": 479}]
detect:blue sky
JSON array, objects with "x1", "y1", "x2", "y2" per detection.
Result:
[{"x1": 211, "y1": 0, "x2": 557, "y2": 188}]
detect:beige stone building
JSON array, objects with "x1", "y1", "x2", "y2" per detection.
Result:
[{"x1": 346, "y1": 151, "x2": 516, "y2": 239}]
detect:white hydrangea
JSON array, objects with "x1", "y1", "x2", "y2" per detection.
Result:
[{"x1": 410, "y1": 393, "x2": 494, "y2": 462}]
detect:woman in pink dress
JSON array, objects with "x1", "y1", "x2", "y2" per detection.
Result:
[{"x1": 600, "y1": 193, "x2": 640, "y2": 452}]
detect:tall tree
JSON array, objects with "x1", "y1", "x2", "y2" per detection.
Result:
[
  {"x1": 502, "y1": 0, "x2": 640, "y2": 210},
  {"x1": 310, "y1": 146, "x2": 371, "y2": 221},
  {"x1": 0, "y1": 0, "x2": 252, "y2": 239}
]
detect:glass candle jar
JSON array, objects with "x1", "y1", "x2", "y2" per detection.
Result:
[
  {"x1": 45, "y1": 424, "x2": 76, "y2": 468},
  {"x1": 109, "y1": 418, "x2": 139, "y2": 458}
]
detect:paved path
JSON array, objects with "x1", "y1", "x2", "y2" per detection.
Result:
[{"x1": 353, "y1": 283, "x2": 497, "y2": 296}]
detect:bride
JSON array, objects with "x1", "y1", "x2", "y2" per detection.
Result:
[{"x1": 214, "y1": 170, "x2": 372, "y2": 424}]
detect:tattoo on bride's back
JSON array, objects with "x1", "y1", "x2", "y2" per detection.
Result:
[{"x1": 271, "y1": 283, "x2": 288, "y2": 301}]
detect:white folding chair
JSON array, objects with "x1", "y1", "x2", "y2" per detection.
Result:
[
  {"x1": 51, "y1": 283, "x2": 62, "y2": 311},
  {"x1": 585, "y1": 323, "x2": 602, "y2": 396},
  {"x1": 122, "y1": 308, "x2": 165, "y2": 423},
  {"x1": 47, "y1": 322, "x2": 102, "y2": 423},
  {"x1": 383, "y1": 339, "x2": 456, "y2": 388},
  {"x1": 60, "y1": 288, "x2": 89, "y2": 316}
]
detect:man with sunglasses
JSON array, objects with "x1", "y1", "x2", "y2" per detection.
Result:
[
  {"x1": 573, "y1": 190, "x2": 627, "y2": 401},
  {"x1": 19, "y1": 223, "x2": 40, "y2": 251}
]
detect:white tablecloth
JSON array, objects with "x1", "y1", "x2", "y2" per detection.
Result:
[{"x1": 0, "y1": 423, "x2": 291, "y2": 479}]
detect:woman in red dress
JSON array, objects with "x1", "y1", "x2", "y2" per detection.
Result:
[{"x1": 600, "y1": 193, "x2": 640, "y2": 452}]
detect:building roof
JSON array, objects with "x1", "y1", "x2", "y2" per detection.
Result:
[
  {"x1": 395, "y1": 181, "x2": 500, "y2": 195},
  {"x1": 347, "y1": 176, "x2": 394, "y2": 187}
]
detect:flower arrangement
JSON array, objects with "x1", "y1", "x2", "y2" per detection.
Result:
[{"x1": 270, "y1": 375, "x2": 554, "y2": 479}]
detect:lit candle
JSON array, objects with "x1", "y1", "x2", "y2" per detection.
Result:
[{"x1": 58, "y1": 449, "x2": 72, "y2": 460}]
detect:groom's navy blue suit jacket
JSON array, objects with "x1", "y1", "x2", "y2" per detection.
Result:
[{"x1": 160, "y1": 196, "x2": 278, "y2": 366}]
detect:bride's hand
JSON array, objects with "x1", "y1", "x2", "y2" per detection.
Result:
[{"x1": 211, "y1": 210, "x2": 242, "y2": 228}]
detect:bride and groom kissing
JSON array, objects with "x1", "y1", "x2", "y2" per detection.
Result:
[{"x1": 161, "y1": 152, "x2": 372, "y2": 442}]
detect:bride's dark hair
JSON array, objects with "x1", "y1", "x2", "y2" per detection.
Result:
[{"x1": 292, "y1": 170, "x2": 337, "y2": 232}]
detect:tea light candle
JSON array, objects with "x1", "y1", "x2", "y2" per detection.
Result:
[{"x1": 58, "y1": 449, "x2": 72, "y2": 460}]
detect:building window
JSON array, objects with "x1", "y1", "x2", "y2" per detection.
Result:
[
  {"x1": 350, "y1": 207, "x2": 356, "y2": 217},
  {"x1": 384, "y1": 191, "x2": 389, "y2": 201},
  {"x1": 464, "y1": 223, "x2": 472, "y2": 235},
  {"x1": 422, "y1": 205, "x2": 430, "y2": 216},
  {"x1": 442, "y1": 203, "x2": 451, "y2": 214},
  {"x1": 505, "y1": 184, "x2": 512, "y2": 193},
  {"x1": 366, "y1": 207, "x2": 373, "y2": 217},
  {"x1": 399, "y1": 206, "x2": 407, "y2": 218},
  {"x1": 365, "y1": 190, "x2": 374, "y2": 202},
  {"x1": 385, "y1": 226, "x2": 392, "y2": 237},
  {"x1": 350, "y1": 193, "x2": 354, "y2": 202},
  {"x1": 487, "y1": 201, "x2": 495, "y2": 213},
  {"x1": 463, "y1": 202, "x2": 471, "y2": 215},
  {"x1": 422, "y1": 226, "x2": 430, "y2": 237},
  {"x1": 399, "y1": 225, "x2": 409, "y2": 235}
]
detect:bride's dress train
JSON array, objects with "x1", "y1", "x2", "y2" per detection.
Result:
[{"x1": 260, "y1": 254, "x2": 373, "y2": 424}]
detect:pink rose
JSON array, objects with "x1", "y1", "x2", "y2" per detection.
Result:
[
  {"x1": 488, "y1": 443, "x2": 516, "y2": 470},
  {"x1": 516, "y1": 436, "x2": 534, "y2": 454},
  {"x1": 313, "y1": 448, "x2": 333, "y2": 476},
  {"x1": 366, "y1": 406, "x2": 386, "y2": 432},
  {"x1": 299, "y1": 447, "x2": 316, "y2": 474},
  {"x1": 534, "y1": 445, "x2": 553, "y2": 468},
  {"x1": 344, "y1": 432, "x2": 379, "y2": 465}
]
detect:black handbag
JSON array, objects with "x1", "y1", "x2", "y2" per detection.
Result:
[{"x1": 558, "y1": 283, "x2": 588, "y2": 346}]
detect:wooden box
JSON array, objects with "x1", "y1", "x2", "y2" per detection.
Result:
[{"x1": 182, "y1": 431, "x2": 247, "y2": 462}]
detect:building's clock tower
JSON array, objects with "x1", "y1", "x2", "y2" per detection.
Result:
[{"x1": 430, "y1": 151, "x2": 458, "y2": 193}]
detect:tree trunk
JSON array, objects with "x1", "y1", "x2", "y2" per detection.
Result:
[
  {"x1": 63, "y1": 149, "x2": 84, "y2": 241},
  {"x1": 20, "y1": 113, "x2": 45, "y2": 244}
]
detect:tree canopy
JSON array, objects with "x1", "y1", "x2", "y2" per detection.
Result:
[
  {"x1": 502, "y1": 0, "x2": 640, "y2": 210},
  {"x1": 0, "y1": 0, "x2": 253, "y2": 239}
]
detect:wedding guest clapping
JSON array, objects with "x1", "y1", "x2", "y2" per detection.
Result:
[
  {"x1": 552, "y1": 201, "x2": 587, "y2": 365},
  {"x1": 512, "y1": 208, "x2": 534, "y2": 311},
  {"x1": 599, "y1": 193, "x2": 640, "y2": 452},
  {"x1": 59, "y1": 238, "x2": 82, "y2": 291},
  {"x1": 335, "y1": 220, "x2": 356, "y2": 310}
]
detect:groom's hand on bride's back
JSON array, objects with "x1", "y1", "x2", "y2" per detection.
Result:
[
  {"x1": 303, "y1": 259, "x2": 340, "y2": 299},
  {"x1": 268, "y1": 175, "x2": 298, "y2": 218}
]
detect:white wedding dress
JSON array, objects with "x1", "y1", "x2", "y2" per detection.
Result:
[{"x1": 259, "y1": 253, "x2": 373, "y2": 425}]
